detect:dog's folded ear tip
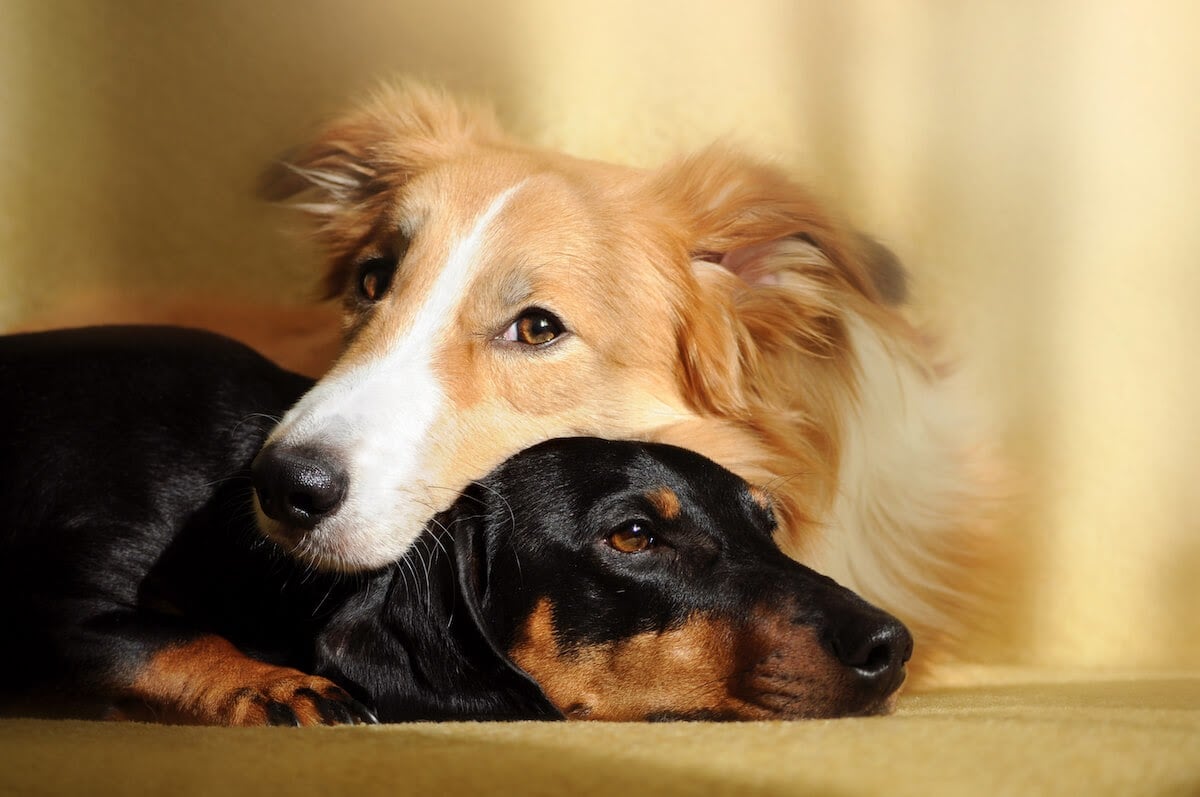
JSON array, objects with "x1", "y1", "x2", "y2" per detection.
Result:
[
  {"x1": 853, "y1": 233, "x2": 909, "y2": 305},
  {"x1": 255, "y1": 159, "x2": 303, "y2": 202}
]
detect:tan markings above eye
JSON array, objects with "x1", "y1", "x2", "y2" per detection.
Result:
[
  {"x1": 608, "y1": 522, "x2": 655, "y2": 553},
  {"x1": 646, "y1": 488, "x2": 681, "y2": 520},
  {"x1": 500, "y1": 308, "x2": 565, "y2": 346},
  {"x1": 746, "y1": 486, "x2": 773, "y2": 510}
]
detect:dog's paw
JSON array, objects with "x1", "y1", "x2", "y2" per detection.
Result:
[
  {"x1": 217, "y1": 673, "x2": 378, "y2": 727},
  {"x1": 131, "y1": 635, "x2": 379, "y2": 727}
]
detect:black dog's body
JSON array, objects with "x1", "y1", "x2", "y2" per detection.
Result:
[
  {"x1": 0, "y1": 327, "x2": 556, "y2": 722},
  {"x1": 0, "y1": 327, "x2": 911, "y2": 725},
  {"x1": 2, "y1": 327, "x2": 339, "y2": 718}
]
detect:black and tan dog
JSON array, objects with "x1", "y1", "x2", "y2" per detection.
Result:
[{"x1": 0, "y1": 327, "x2": 911, "y2": 724}]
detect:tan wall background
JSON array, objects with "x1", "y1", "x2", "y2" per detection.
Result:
[{"x1": 2, "y1": 0, "x2": 1197, "y2": 671}]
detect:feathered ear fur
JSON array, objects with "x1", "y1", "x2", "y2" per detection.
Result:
[
  {"x1": 651, "y1": 146, "x2": 881, "y2": 296},
  {"x1": 653, "y1": 146, "x2": 899, "y2": 417},
  {"x1": 259, "y1": 80, "x2": 509, "y2": 296}
]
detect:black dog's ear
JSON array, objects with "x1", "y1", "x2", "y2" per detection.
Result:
[{"x1": 449, "y1": 500, "x2": 564, "y2": 720}]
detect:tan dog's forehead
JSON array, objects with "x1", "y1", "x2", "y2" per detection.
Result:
[
  {"x1": 360, "y1": 150, "x2": 688, "y2": 373},
  {"x1": 394, "y1": 149, "x2": 640, "y2": 237}
]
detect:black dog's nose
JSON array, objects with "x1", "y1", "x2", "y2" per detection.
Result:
[
  {"x1": 252, "y1": 443, "x2": 349, "y2": 530},
  {"x1": 824, "y1": 609, "x2": 913, "y2": 695}
]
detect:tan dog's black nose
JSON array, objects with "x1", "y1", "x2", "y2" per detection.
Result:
[{"x1": 252, "y1": 443, "x2": 349, "y2": 530}]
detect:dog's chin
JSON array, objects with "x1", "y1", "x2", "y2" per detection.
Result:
[
  {"x1": 635, "y1": 690, "x2": 900, "y2": 722},
  {"x1": 558, "y1": 669, "x2": 907, "y2": 722},
  {"x1": 736, "y1": 690, "x2": 900, "y2": 721},
  {"x1": 738, "y1": 665, "x2": 906, "y2": 721},
  {"x1": 252, "y1": 502, "x2": 417, "y2": 573},
  {"x1": 820, "y1": 690, "x2": 901, "y2": 719}
]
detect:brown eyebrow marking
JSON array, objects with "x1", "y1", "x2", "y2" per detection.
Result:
[
  {"x1": 747, "y1": 485, "x2": 773, "y2": 510},
  {"x1": 645, "y1": 487, "x2": 681, "y2": 520}
]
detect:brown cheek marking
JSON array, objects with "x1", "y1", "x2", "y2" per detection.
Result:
[
  {"x1": 645, "y1": 488, "x2": 681, "y2": 520},
  {"x1": 126, "y1": 635, "x2": 352, "y2": 726},
  {"x1": 508, "y1": 599, "x2": 870, "y2": 721}
]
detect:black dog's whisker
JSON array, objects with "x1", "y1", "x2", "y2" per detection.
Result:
[
  {"x1": 416, "y1": 513, "x2": 461, "y2": 629},
  {"x1": 456, "y1": 481, "x2": 524, "y2": 583},
  {"x1": 399, "y1": 553, "x2": 421, "y2": 609},
  {"x1": 310, "y1": 571, "x2": 344, "y2": 618},
  {"x1": 414, "y1": 535, "x2": 435, "y2": 608},
  {"x1": 759, "y1": 471, "x2": 811, "y2": 496},
  {"x1": 412, "y1": 499, "x2": 457, "y2": 564}
]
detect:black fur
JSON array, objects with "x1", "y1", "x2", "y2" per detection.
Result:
[{"x1": 0, "y1": 326, "x2": 911, "y2": 724}]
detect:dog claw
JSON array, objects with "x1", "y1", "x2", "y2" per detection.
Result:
[
  {"x1": 265, "y1": 700, "x2": 302, "y2": 726},
  {"x1": 287, "y1": 685, "x2": 377, "y2": 726},
  {"x1": 346, "y1": 698, "x2": 379, "y2": 725},
  {"x1": 359, "y1": 703, "x2": 380, "y2": 725}
]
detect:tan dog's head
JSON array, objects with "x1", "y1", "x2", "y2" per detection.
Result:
[{"x1": 251, "y1": 81, "x2": 891, "y2": 571}]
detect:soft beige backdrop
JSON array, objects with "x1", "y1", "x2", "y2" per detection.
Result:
[{"x1": 2, "y1": 0, "x2": 1197, "y2": 671}]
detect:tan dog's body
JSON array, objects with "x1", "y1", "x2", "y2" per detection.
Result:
[{"x1": 31, "y1": 84, "x2": 997, "y2": 677}]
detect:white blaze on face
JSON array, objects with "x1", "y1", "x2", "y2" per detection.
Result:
[{"x1": 266, "y1": 183, "x2": 524, "y2": 570}]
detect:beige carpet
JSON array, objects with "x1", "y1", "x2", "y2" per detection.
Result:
[{"x1": 2, "y1": 670, "x2": 1197, "y2": 797}]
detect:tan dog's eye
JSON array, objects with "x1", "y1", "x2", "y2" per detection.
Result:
[
  {"x1": 501, "y1": 308, "x2": 565, "y2": 346},
  {"x1": 357, "y1": 258, "x2": 396, "y2": 302},
  {"x1": 608, "y1": 522, "x2": 655, "y2": 553}
]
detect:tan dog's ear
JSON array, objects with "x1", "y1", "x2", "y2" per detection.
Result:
[
  {"x1": 853, "y1": 232, "x2": 908, "y2": 305},
  {"x1": 656, "y1": 147, "x2": 893, "y2": 416},
  {"x1": 676, "y1": 261, "x2": 749, "y2": 416},
  {"x1": 260, "y1": 80, "x2": 505, "y2": 207},
  {"x1": 259, "y1": 80, "x2": 508, "y2": 296},
  {"x1": 652, "y1": 146, "x2": 882, "y2": 300}
]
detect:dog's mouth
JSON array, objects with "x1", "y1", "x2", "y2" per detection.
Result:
[
  {"x1": 640, "y1": 655, "x2": 906, "y2": 722},
  {"x1": 554, "y1": 666, "x2": 904, "y2": 723},
  {"x1": 734, "y1": 663, "x2": 906, "y2": 720},
  {"x1": 252, "y1": 501, "x2": 343, "y2": 571},
  {"x1": 252, "y1": 496, "x2": 427, "y2": 574}
]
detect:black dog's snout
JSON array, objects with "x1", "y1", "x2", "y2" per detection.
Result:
[
  {"x1": 252, "y1": 443, "x2": 349, "y2": 530},
  {"x1": 823, "y1": 606, "x2": 913, "y2": 695}
]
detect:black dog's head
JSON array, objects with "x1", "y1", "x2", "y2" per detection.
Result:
[
  {"x1": 427, "y1": 437, "x2": 912, "y2": 721},
  {"x1": 318, "y1": 437, "x2": 911, "y2": 721}
]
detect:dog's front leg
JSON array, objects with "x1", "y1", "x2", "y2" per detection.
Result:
[
  {"x1": 116, "y1": 632, "x2": 377, "y2": 726},
  {"x1": 48, "y1": 609, "x2": 377, "y2": 726}
]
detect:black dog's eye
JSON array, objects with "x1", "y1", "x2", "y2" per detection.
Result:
[
  {"x1": 499, "y1": 308, "x2": 565, "y2": 346},
  {"x1": 357, "y1": 257, "x2": 397, "y2": 302},
  {"x1": 608, "y1": 522, "x2": 655, "y2": 554}
]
